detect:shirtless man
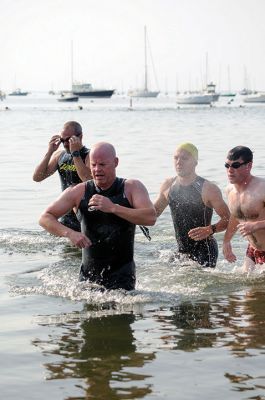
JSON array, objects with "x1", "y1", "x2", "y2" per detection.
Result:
[
  {"x1": 223, "y1": 145, "x2": 265, "y2": 272},
  {"x1": 33, "y1": 121, "x2": 91, "y2": 231},
  {"x1": 39, "y1": 142, "x2": 156, "y2": 290},
  {"x1": 154, "y1": 143, "x2": 230, "y2": 267}
]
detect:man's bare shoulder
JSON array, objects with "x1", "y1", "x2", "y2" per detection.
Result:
[
  {"x1": 252, "y1": 176, "x2": 265, "y2": 188},
  {"x1": 225, "y1": 183, "x2": 234, "y2": 196},
  {"x1": 125, "y1": 178, "x2": 146, "y2": 189},
  {"x1": 53, "y1": 148, "x2": 64, "y2": 159},
  {"x1": 203, "y1": 179, "x2": 222, "y2": 195},
  {"x1": 63, "y1": 182, "x2": 86, "y2": 199},
  {"x1": 160, "y1": 176, "x2": 175, "y2": 192}
]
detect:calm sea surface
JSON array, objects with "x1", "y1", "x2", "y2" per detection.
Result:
[{"x1": 1, "y1": 93, "x2": 265, "y2": 399}]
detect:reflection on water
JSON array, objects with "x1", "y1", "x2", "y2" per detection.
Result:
[
  {"x1": 33, "y1": 307, "x2": 155, "y2": 399},
  {"x1": 30, "y1": 289, "x2": 265, "y2": 399}
]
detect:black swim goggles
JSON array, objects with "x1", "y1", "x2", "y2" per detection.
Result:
[
  {"x1": 60, "y1": 133, "x2": 81, "y2": 144},
  {"x1": 224, "y1": 161, "x2": 249, "y2": 169}
]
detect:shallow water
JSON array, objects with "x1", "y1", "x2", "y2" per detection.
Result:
[{"x1": 1, "y1": 93, "x2": 265, "y2": 399}]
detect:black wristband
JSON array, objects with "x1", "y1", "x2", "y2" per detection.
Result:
[
  {"x1": 211, "y1": 224, "x2": 217, "y2": 234},
  {"x1": 71, "y1": 150, "x2": 80, "y2": 157}
]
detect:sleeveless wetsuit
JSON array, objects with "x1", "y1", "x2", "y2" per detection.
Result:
[
  {"x1": 77, "y1": 177, "x2": 136, "y2": 290},
  {"x1": 168, "y1": 176, "x2": 218, "y2": 267},
  {"x1": 57, "y1": 146, "x2": 89, "y2": 231}
]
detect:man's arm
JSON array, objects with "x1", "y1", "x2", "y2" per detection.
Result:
[
  {"x1": 153, "y1": 178, "x2": 173, "y2": 217},
  {"x1": 39, "y1": 184, "x2": 91, "y2": 248},
  {"x1": 207, "y1": 183, "x2": 230, "y2": 233},
  {"x1": 188, "y1": 182, "x2": 230, "y2": 241},
  {"x1": 33, "y1": 135, "x2": 61, "y2": 181},
  {"x1": 69, "y1": 137, "x2": 92, "y2": 181},
  {"x1": 71, "y1": 152, "x2": 92, "y2": 181},
  {"x1": 87, "y1": 179, "x2": 156, "y2": 226},
  {"x1": 223, "y1": 214, "x2": 239, "y2": 262},
  {"x1": 237, "y1": 220, "x2": 265, "y2": 237}
]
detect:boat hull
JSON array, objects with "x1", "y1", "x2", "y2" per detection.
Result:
[
  {"x1": 220, "y1": 93, "x2": 236, "y2": 97},
  {"x1": 128, "y1": 90, "x2": 160, "y2": 98},
  {"x1": 72, "y1": 90, "x2": 114, "y2": 98},
  {"x1": 57, "y1": 95, "x2": 79, "y2": 102},
  {"x1": 243, "y1": 94, "x2": 265, "y2": 103},
  {"x1": 176, "y1": 94, "x2": 213, "y2": 105},
  {"x1": 9, "y1": 92, "x2": 28, "y2": 96}
]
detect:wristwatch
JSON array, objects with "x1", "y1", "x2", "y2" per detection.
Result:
[
  {"x1": 211, "y1": 224, "x2": 217, "y2": 234},
  {"x1": 71, "y1": 150, "x2": 80, "y2": 157}
]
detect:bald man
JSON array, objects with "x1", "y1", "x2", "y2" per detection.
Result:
[
  {"x1": 39, "y1": 142, "x2": 156, "y2": 291},
  {"x1": 154, "y1": 143, "x2": 230, "y2": 267}
]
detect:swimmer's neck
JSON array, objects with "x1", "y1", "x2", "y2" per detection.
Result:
[
  {"x1": 234, "y1": 174, "x2": 253, "y2": 193},
  {"x1": 177, "y1": 172, "x2": 197, "y2": 186}
]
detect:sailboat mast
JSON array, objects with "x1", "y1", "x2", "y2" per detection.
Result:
[
  {"x1": 205, "y1": 52, "x2": 208, "y2": 87},
  {"x1": 227, "y1": 65, "x2": 231, "y2": 93},
  {"x1": 71, "y1": 40, "x2": 74, "y2": 90},
  {"x1": 144, "y1": 26, "x2": 148, "y2": 91}
]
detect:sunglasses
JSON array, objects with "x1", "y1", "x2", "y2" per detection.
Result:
[
  {"x1": 60, "y1": 133, "x2": 81, "y2": 144},
  {"x1": 60, "y1": 137, "x2": 71, "y2": 144},
  {"x1": 224, "y1": 161, "x2": 249, "y2": 169}
]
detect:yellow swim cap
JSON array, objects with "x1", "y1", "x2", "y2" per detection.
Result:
[{"x1": 176, "y1": 142, "x2": 198, "y2": 161}]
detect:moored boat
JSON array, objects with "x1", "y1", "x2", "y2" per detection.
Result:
[
  {"x1": 204, "y1": 82, "x2": 219, "y2": 101},
  {"x1": 128, "y1": 89, "x2": 159, "y2": 98},
  {"x1": 72, "y1": 83, "x2": 114, "y2": 98},
  {"x1": 128, "y1": 26, "x2": 160, "y2": 98},
  {"x1": 9, "y1": 88, "x2": 28, "y2": 96},
  {"x1": 220, "y1": 92, "x2": 236, "y2": 97},
  {"x1": 0, "y1": 90, "x2": 6, "y2": 100},
  {"x1": 176, "y1": 93, "x2": 213, "y2": 105},
  {"x1": 243, "y1": 93, "x2": 265, "y2": 103},
  {"x1": 57, "y1": 92, "x2": 79, "y2": 102}
]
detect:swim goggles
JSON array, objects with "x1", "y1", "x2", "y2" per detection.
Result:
[{"x1": 224, "y1": 161, "x2": 249, "y2": 169}]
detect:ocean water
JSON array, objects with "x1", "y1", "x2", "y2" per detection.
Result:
[{"x1": 1, "y1": 93, "x2": 265, "y2": 399}]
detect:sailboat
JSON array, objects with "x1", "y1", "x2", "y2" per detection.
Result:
[
  {"x1": 221, "y1": 66, "x2": 236, "y2": 97},
  {"x1": 57, "y1": 42, "x2": 79, "y2": 102},
  {"x1": 128, "y1": 26, "x2": 160, "y2": 98},
  {"x1": 243, "y1": 93, "x2": 265, "y2": 103}
]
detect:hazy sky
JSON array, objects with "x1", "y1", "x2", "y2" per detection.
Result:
[{"x1": 1, "y1": 0, "x2": 265, "y2": 93}]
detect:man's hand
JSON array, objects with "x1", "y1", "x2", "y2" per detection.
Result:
[
  {"x1": 237, "y1": 221, "x2": 257, "y2": 237},
  {"x1": 88, "y1": 195, "x2": 116, "y2": 213},
  {"x1": 69, "y1": 135, "x2": 82, "y2": 153},
  {"x1": 48, "y1": 135, "x2": 61, "y2": 153},
  {"x1": 188, "y1": 226, "x2": 212, "y2": 241},
  {"x1": 67, "y1": 230, "x2": 92, "y2": 248},
  {"x1": 223, "y1": 240, "x2": 237, "y2": 262}
]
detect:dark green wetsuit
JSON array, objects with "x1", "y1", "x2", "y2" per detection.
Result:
[
  {"x1": 57, "y1": 146, "x2": 89, "y2": 231},
  {"x1": 168, "y1": 176, "x2": 218, "y2": 267},
  {"x1": 77, "y1": 177, "x2": 136, "y2": 290}
]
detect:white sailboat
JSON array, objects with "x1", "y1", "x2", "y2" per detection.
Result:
[
  {"x1": 176, "y1": 93, "x2": 213, "y2": 105},
  {"x1": 57, "y1": 41, "x2": 79, "y2": 102},
  {"x1": 243, "y1": 93, "x2": 265, "y2": 103},
  {"x1": 128, "y1": 26, "x2": 160, "y2": 98}
]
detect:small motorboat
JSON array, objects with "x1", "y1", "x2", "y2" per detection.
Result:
[
  {"x1": 57, "y1": 92, "x2": 79, "y2": 102},
  {"x1": 9, "y1": 88, "x2": 28, "y2": 96}
]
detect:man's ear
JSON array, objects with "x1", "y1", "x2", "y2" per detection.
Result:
[
  {"x1": 247, "y1": 161, "x2": 253, "y2": 171},
  {"x1": 115, "y1": 157, "x2": 119, "y2": 167}
]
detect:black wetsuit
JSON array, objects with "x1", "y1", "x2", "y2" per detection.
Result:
[
  {"x1": 168, "y1": 176, "x2": 218, "y2": 267},
  {"x1": 57, "y1": 146, "x2": 89, "y2": 231},
  {"x1": 77, "y1": 177, "x2": 136, "y2": 290}
]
